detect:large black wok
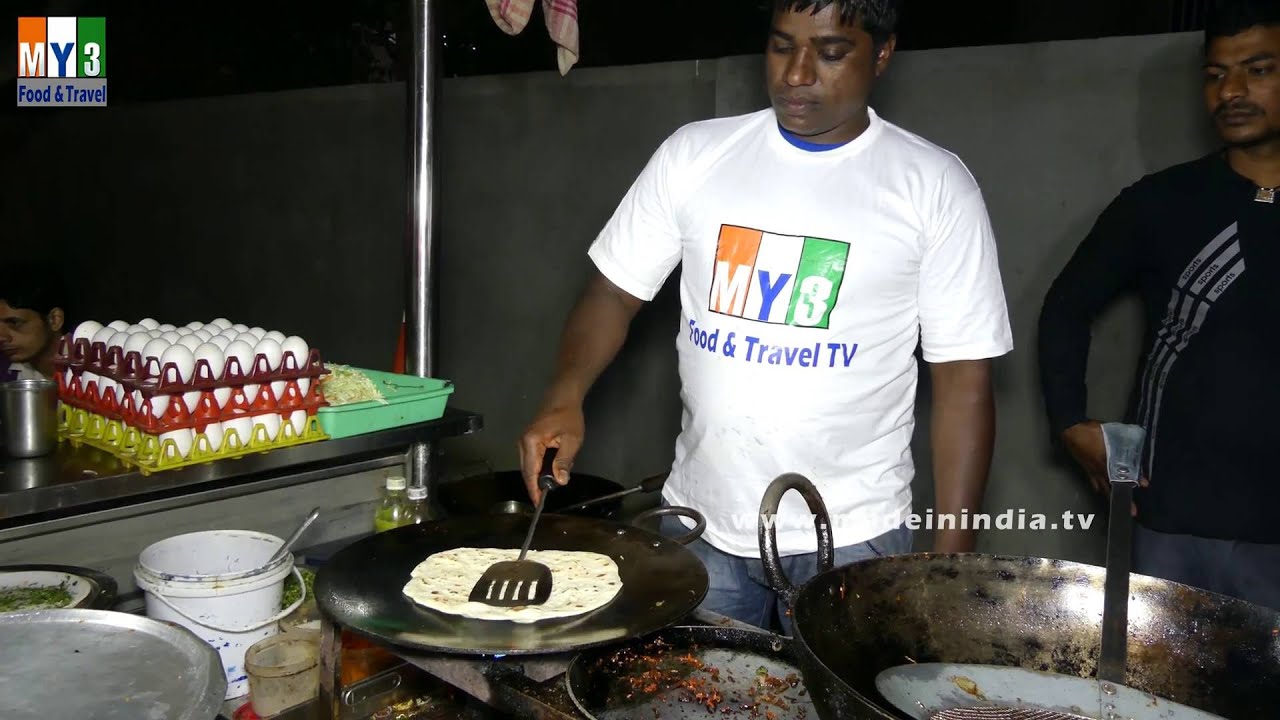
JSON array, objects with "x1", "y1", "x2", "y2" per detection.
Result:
[
  {"x1": 315, "y1": 505, "x2": 709, "y2": 656},
  {"x1": 758, "y1": 473, "x2": 1280, "y2": 719}
]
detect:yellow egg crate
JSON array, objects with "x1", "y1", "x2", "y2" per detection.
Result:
[{"x1": 58, "y1": 404, "x2": 329, "y2": 475}]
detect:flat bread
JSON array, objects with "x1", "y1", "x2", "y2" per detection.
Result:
[{"x1": 402, "y1": 547, "x2": 623, "y2": 623}]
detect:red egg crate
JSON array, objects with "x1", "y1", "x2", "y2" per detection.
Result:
[{"x1": 55, "y1": 335, "x2": 331, "y2": 436}]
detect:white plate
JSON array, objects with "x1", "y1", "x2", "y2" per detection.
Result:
[{"x1": 0, "y1": 571, "x2": 93, "y2": 612}]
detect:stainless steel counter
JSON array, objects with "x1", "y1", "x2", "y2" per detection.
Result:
[{"x1": 0, "y1": 407, "x2": 482, "y2": 540}]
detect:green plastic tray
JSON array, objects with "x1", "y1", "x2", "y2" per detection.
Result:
[{"x1": 316, "y1": 367, "x2": 455, "y2": 439}]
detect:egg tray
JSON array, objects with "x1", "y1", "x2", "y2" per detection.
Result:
[
  {"x1": 58, "y1": 404, "x2": 329, "y2": 475},
  {"x1": 53, "y1": 334, "x2": 331, "y2": 397},
  {"x1": 56, "y1": 371, "x2": 329, "y2": 437}
]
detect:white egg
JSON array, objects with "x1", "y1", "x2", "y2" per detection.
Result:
[
  {"x1": 209, "y1": 335, "x2": 232, "y2": 352},
  {"x1": 243, "y1": 383, "x2": 261, "y2": 404},
  {"x1": 142, "y1": 337, "x2": 171, "y2": 362},
  {"x1": 160, "y1": 331, "x2": 182, "y2": 344},
  {"x1": 126, "y1": 324, "x2": 147, "y2": 334},
  {"x1": 157, "y1": 323, "x2": 176, "y2": 332},
  {"x1": 124, "y1": 333, "x2": 152, "y2": 360},
  {"x1": 107, "y1": 331, "x2": 131, "y2": 351},
  {"x1": 281, "y1": 410, "x2": 308, "y2": 438},
  {"x1": 91, "y1": 326, "x2": 116, "y2": 346},
  {"x1": 253, "y1": 413, "x2": 282, "y2": 443},
  {"x1": 106, "y1": 320, "x2": 130, "y2": 332},
  {"x1": 138, "y1": 318, "x2": 160, "y2": 330},
  {"x1": 185, "y1": 321, "x2": 204, "y2": 331},
  {"x1": 192, "y1": 343, "x2": 227, "y2": 383},
  {"x1": 213, "y1": 387, "x2": 232, "y2": 409},
  {"x1": 198, "y1": 421, "x2": 225, "y2": 453},
  {"x1": 81, "y1": 371, "x2": 100, "y2": 394},
  {"x1": 254, "y1": 337, "x2": 284, "y2": 373},
  {"x1": 270, "y1": 380, "x2": 287, "y2": 402},
  {"x1": 159, "y1": 344, "x2": 196, "y2": 385},
  {"x1": 158, "y1": 428, "x2": 194, "y2": 460},
  {"x1": 193, "y1": 329, "x2": 212, "y2": 342},
  {"x1": 208, "y1": 318, "x2": 231, "y2": 331},
  {"x1": 230, "y1": 323, "x2": 249, "y2": 334},
  {"x1": 177, "y1": 335, "x2": 204, "y2": 352},
  {"x1": 280, "y1": 336, "x2": 310, "y2": 372},
  {"x1": 106, "y1": 332, "x2": 132, "y2": 368},
  {"x1": 148, "y1": 330, "x2": 163, "y2": 339},
  {"x1": 240, "y1": 328, "x2": 266, "y2": 344},
  {"x1": 297, "y1": 378, "x2": 312, "y2": 397},
  {"x1": 175, "y1": 327, "x2": 193, "y2": 336},
  {"x1": 73, "y1": 321, "x2": 103, "y2": 343},
  {"x1": 182, "y1": 390, "x2": 203, "y2": 414},
  {"x1": 139, "y1": 392, "x2": 169, "y2": 418},
  {"x1": 263, "y1": 330, "x2": 287, "y2": 345},
  {"x1": 222, "y1": 416, "x2": 254, "y2": 449},
  {"x1": 223, "y1": 340, "x2": 256, "y2": 380}
]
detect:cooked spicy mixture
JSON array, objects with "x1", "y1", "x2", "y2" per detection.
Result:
[{"x1": 599, "y1": 637, "x2": 807, "y2": 717}]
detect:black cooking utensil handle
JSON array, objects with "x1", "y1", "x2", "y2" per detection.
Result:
[
  {"x1": 556, "y1": 473, "x2": 667, "y2": 515},
  {"x1": 517, "y1": 448, "x2": 558, "y2": 561},
  {"x1": 631, "y1": 506, "x2": 706, "y2": 545},
  {"x1": 758, "y1": 473, "x2": 834, "y2": 610},
  {"x1": 638, "y1": 472, "x2": 668, "y2": 493},
  {"x1": 539, "y1": 446, "x2": 559, "y2": 488}
]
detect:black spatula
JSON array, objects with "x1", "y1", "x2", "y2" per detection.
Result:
[{"x1": 469, "y1": 448, "x2": 558, "y2": 607}]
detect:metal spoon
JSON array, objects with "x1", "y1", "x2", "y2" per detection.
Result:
[{"x1": 268, "y1": 507, "x2": 320, "y2": 566}]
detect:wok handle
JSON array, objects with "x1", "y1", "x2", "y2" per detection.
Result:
[
  {"x1": 758, "y1": 473, "x2": 834, "y2": 609},
  {"x1": 631, "y1": 506, "x2": 706, "y2": 545}
]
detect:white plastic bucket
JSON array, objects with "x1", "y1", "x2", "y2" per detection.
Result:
[{"x1": 133, "y1": 530, "x2": 305, "y2": 700}]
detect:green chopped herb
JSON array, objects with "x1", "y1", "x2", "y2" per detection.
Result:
[
  {"x1": 757, "y1": 665, "x2": 768, "y2": 676},
  {"x1": 0, "y1": 585, "x2": 74, "y2": 612},
  {"x1": 281, "y1": 567, "x2": 316, "y2": 610}
]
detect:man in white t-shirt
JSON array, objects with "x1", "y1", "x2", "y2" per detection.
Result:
[{"x1": 519, "y1": 0, "x2": 1013, "y2": 630}]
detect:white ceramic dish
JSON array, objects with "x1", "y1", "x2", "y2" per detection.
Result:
[{"x1": 0, "y1": 570, "x2": 94, "y2": 611}]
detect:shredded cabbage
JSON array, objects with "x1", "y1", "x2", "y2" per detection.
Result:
[{"x1": 320, "y1": 365, "x2": 387, "y2": 406}]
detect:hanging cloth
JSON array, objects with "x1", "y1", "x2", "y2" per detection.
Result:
[{"x1": 483, "y1": 0, "x2": 580, "y2": 75}]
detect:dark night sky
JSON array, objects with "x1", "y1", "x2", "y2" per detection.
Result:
[{"x1": 5, "y1": 0, "x2": 1210, "y2": 104}]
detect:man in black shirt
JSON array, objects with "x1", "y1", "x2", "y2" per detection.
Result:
[{"x1": 1038, "y1": 0, "x2": 1280, "y2": 610}]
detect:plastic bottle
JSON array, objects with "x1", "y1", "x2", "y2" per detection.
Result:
[
  {"x1": 404, "y1": 485, "x2": 429, "y2": 525},
  {"x1": 374, "y1": 475, "x2": 409, "y2": 533}
]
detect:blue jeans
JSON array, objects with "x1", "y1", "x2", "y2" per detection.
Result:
[
  {"x1": 657, "y1": 511, "x2": 913, "y2": 634},
  {"x1": 1133, "y1": 524, "x2": 1280, "y2": 611}
]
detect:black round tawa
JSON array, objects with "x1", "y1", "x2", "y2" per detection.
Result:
[
  {"x1": 565, "y1": 625, "x2": 817, "y2": 719},
  {"x1": 0, "y1": 564, "x2": 118, "y2": 610},
  {"x1": 314, "y1": 513, "x2": 709, "y2": 656},
  {"x1": 435, "y1": 470, "x2": 626, "y2": 520}
]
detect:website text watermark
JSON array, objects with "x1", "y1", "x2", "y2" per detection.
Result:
[{"x1": 742, "y1": 509, "x2": 1097, "y2": 534}]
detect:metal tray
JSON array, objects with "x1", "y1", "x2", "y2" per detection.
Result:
[{"x1": 0, "y1": 608, "x2": 226, "y2": 720}]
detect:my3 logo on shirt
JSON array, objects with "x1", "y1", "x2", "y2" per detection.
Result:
[
  {"x1": 709, "y1": 224, "x2": 849, "y2": 328},
  {"x1": 688, "y1": 224, "x2": 858, "y2": 369}
]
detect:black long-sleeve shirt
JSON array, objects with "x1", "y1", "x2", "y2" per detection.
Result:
[{"x1": 1039, "y1": 152, "x2": 1280, "y2": 544}]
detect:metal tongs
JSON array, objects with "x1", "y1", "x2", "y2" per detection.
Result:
[{"x1": 468, "y1": 448, "x2": 557, "y2": 607}]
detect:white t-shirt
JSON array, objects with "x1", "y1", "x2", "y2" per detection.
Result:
[{"x1": 588, "y1": 108, "x2": 1013, "y2": 557}]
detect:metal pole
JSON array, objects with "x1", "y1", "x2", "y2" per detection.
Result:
[{"x1": 406, "y1": 0, "x2": 438, "y2": 496}]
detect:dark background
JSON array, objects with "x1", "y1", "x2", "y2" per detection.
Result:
[{"x1": 6, "y1": 0, "x2": 1212, "y2": 105}]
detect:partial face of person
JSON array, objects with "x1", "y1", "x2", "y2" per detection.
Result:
[
  {"x1": 1204, "y1": 24, "x2": 1280, "y2": 148},
  {"x1": 0, "y1": 301, "x2": 60, "y2": 364},
  {"x1": 766, "y1": 5, "x2": 894, "y2": 144}
]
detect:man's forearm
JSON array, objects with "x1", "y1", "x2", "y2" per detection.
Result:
[
  {"x1": 929, "y1": 360, "x2": 996, "y2": 553},
  {"x1": 542, "y1": 271, "x2": 644, "y2": 407}
]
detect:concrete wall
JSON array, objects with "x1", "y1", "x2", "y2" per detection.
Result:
[{"x1": 2, "y1": 32, "x2": 1218, "y2": 565}]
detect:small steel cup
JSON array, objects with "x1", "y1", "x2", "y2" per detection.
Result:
[{"x1": 1, "y1": 379, "x2": 59, "y2": 458}]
